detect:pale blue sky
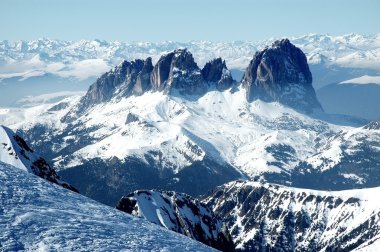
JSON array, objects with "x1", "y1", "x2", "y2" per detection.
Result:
[{"x1": 1, "y1": 0, "x2": 379, "y2": 41}]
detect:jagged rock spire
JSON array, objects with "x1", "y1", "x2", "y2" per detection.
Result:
[
  {"x1": 242, "y1": 39, "x2": 323, "y2": 113},
  {"x1": 202, "y1": 58, "x2": 234, "y2": 90}
]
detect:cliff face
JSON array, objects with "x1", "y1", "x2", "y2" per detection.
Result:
[{"x1": 242, "y1": 39, "x2": 322, "y2": 113}]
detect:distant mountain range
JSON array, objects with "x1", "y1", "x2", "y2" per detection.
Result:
[
  {"x1": 1, "y1": 34, "x2": 379, "y2": 80},
  {"x1": 1, "y1": 33, "x2": 379, "y2": 119}
]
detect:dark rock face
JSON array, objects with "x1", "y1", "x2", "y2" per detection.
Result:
[
  {"x1": 242, "y1": 39, "x2": 322, "y2": 113},
  {"x1": 133, "y1": 57, "x2": 154, "y2": 95},
  {"x1": 201, "y1": 58, "x2": 234, "y2": 90},
  {"x1": 116, "y1": 190, "x2": 235, "y2": 252},
  {"x1": 79, "y1": 58, "x2": 151, "y2": 111},
  {"x1": 202, "y1": 180, "x2": 380, "y2": 251},
  {"x1": 151, "y1": 49, "x2": 205, "y2": 95}
]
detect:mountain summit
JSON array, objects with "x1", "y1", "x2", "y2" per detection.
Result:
[
  {"x1": 242, "y1": 39, "x2": 323, "y2": 113},
  {"x1": 77, "y1": 39, "x2": 321, "y2": 115}
]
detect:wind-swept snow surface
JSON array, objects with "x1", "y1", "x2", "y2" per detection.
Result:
[{"x1": 0, "y1": 162, "x2": 215, "y2": 251}]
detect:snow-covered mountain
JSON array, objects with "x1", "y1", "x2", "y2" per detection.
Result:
[
  {"x1": 292, "y1": 120, "x2": 380, "y2": 189},
  {"x1": 1, "y1": 34, "x2": 379, "y2": 119},
  {"x1": 1, "y1": 34, "x2": 379, "y2": 81},
  {"x1": 0, "y1": 161, "x2": 216, "y2": 251},
  {"x1": 2, "y1": 40, "x2": 378, "y2": 207},
  {"x1": 0, "y1": 125, "x2": 77, "y2": 192},
  {"x1": 202, "y1": 180, "x2": 380, "y2": 251},
  {"x1": 116, "y1": 190, "x2": 235, "y2": 251}
]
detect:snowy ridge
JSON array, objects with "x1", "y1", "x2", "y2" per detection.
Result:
[
  {"x1": 203, "y1": 180, "x2": 380, "y2": 251},
  {"x1": 116, "y1": 190, "x2": 235, "y2": 251},
  {"x1": 0, "y1": 34, "x2": 379, "y2": 81},
  {"x1": 305, "y1": 125, "x2": 380, "y2": 172},
  {"x1": 0, "y1": 162, "x2": 215, "y2": 251},
  {"x1": 0, "y1": 125, "x2": 77, "y2": 192},
  {"x1": 340, "y1": 75, "x2": 380, "y2": 85}
]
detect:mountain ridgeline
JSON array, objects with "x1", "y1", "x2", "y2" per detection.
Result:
[
  {"x1": 116, "y1": 190, "x2": 235, "y2": 251},
  {"x1": 202, "y1": 181, "x2": 380, "y2": 251},
  {"x1": 78, "y1": 39, "x2": 321, "y2": 114}
]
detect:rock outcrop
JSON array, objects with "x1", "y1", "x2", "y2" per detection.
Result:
[
  {"x1": 116, "y1": 190, "x2": 235, "y2": 252},
  {"x1": 364, "y1": 119, "x2": 380, "y2": 130},
  {"x1": 151, "y1": 49, "x2": 205, "y2": 95},
  {"x1": 242, "y1": 39, "x2": 322, "y2": 113},
  {"x1": 133, "y1": 57, "x2": 154, "y2": 95},
  {"x1": 201, "y1": 58, "x2": 234, "y2": 90},
  {"x1": 79, "y1": 59, "x2": 147, "y2": 110}
]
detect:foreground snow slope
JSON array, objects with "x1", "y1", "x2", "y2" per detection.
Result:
[{"x1": 0, "y1": 161, "x2": 215, "y2": 251}]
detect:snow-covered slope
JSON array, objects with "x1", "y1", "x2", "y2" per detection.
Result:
[
  {"x1": 8, "y1": 84, "x2": 377, "y2": 205},
  {"x1": 0, "y1": 125, "x2": 77, "y2": 192},
  {"x1": 0, "y1": 161, "x2": 215, "y2": 251},
  {"x1": 202, "y1": 180, "x2": 380, "y2": 251},
  {"x1": 291, "y1": 121, "x2": 380, "y2": 189},
  {"x1": 116, "y1": 190, "x2": 235, "y2": 251}
]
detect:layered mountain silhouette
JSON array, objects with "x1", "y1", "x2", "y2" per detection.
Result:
[{"x1": 77, "y1": 39, "x2": 321, "y2": 114}]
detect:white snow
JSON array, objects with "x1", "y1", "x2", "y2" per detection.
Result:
[
  {"x1": 0, "y1": 161, "x2": 215, "y2": 251},
  {"x1": 205, "y1": 180, "x2": 380, "y2": 251},
  {"x1": 16, "y1": 91, "x2": 86, "y2": 106},
  {"x1": 339, "y1": 75, "x2": 380, "y2": 85},
  {"x1": 0, "y1": 34, "x2": 379, "y2": 82},
  {"x1": 0, "y1": 125, "x2": 34, "y2": 172},
  {"x1": 1, "y1": 84, "x2": 367, "y2": 178}
]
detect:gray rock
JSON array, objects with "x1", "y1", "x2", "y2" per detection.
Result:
[
  {"x1": 125, "y1": 113, "x2": 139, "y2": 124},
  {"x1": 151, "y1": 49, "x2": 206, "y2": 95},
  {"x1": 201, "y1": 58, "x2": 234, "y2": 90},
  {"x1": 133, "y1": 57, "x2": 154, "y2": 95},
  {"x1": 242, "y1": 39, "x2": 323, "y2": 113},
  {"x1": 79, "y1": 59, "x2": 145, "y2": 111}
]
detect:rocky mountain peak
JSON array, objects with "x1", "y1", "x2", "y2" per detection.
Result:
[
  {"x1": 201, "y1": 58, "x2": 234, "y2": 90},
  {"x1": 79, "y1": 58, "x2": 147, "y2": 111},
  {"x1": 151, "y1": 48, "x2": 205, "y2": 95},
  {"x1": 242, "y1": 39, "x2": 322, "y2": 113},
  {"x1": 133, "y1": 57, "x2": 154, "y2": 95},
  {"x1": 116, "y1": 190, "x2": 235, "y2": 252}
]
